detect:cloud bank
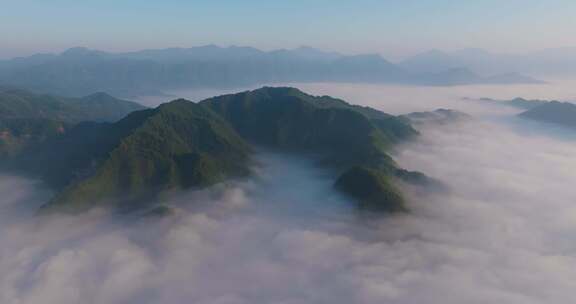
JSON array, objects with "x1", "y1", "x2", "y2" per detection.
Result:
[{"x1": 2, "y1": 86, "x2": 576, "y2": 304}]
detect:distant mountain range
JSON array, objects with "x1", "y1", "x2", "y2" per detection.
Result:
[
  {"x1": 0, "y1": 46, "x2": 541, "y2": 97},
  {"x1": 400, "y1": 47, "x2": 576, "y2": 77}
]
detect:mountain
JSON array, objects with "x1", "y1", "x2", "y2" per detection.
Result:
[
  {"x1": 482, "y1": 73, "x2": 543, "y2": 84},
  {"x1": 400, "y1": 49, "x2": 462, "y2": 74},
  {"x1": 0, "y1": 88, "x2": 145, "y2": 123},
  {"x1": 0, "y1": 118, "x2": 67, "y2": 159},
  {"x1": 122, "y1": 45, "x2": 342, "y2": 64},
  {"x1": 415, "y1": 67, "x2": 541, "y2": 85},
  {"x1": 400, "y1": 48, "x2": 519, "y2": 76},
  {"x1": 199, "y1": 87, "x2": 417, "y2": 166},
  {"x1": 401, "y1": 47, "x2": 576, "y2": 77},
  {"x1": 418, "y1": 67, "x2": 481, "y2": 85},
  {"x1": 7, "y1": 87, "x2": 430, "y2": 215},
  {"x1": 518, "y1": 101, "x2": 576, "y2": 128},
  {"x1": 468, "y1": 97, "x2": 549, "y2": 110},
  {"x1": 402, "y1": 108, "x2": 471, "y2": 125},
  {"x1": 335, "y1": 166, "x2": 406, "y2": 213},
  {"x1": 0, "y1": 46, "x2": 540, "y2": 97},
  {"x1": 118, "y1": 45, "x2": 266, "y2": 63},
  {"x1": 76, "y1": 92, "x2": 148, "y2": 121},
  {"x1": 0, "y1": 88, "x2": 145, "y2": 158},
  {"x1": 401, "y1": 51, "x2": 542, "y2": 84},
  {"x1": 199, "y1": 87, "x2": 420, "y2": 212},
  {"x1": 37, "y1": 100, "x2": 251, "y2": 213},
  {"x1": 326, "y1": 54, "x2": 407, "y2": 82},
  {"x1": 269, "y1": 46, "x2": 343, "y2": 62}
]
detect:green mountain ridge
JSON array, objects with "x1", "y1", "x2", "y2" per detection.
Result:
[
  {"x1": 41, "y1": 100, "x2": 251, "y2": 213},
  {"x1": 200, "y1": 87, "x2": 416, "y2": 166},
  {"x1": 5, "y1": 87, "x2": 433, "y2": 215}
]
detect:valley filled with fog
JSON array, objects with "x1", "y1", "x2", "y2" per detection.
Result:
[{"x1": 2, "y1": 82, "x2": 576, "y2": 304}]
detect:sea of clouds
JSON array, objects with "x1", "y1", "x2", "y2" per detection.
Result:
[{"x1": 2, "y1": 83, "x2": 576, "y2": 304}]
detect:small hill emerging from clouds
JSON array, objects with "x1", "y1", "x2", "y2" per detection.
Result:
[
  {"x1": 518, "y1": 101, "x2": 576, "y2": 128},
  {"x1": 335, "y1": 166, "x2": 406, "y2": 213},
  {"x1": 468, "y1": 97, "x2": 549, "y2": 110},
  {"x1": 401, "y1": 109, "x2": 471, "y2": 125},
  {"x1": 7, "y1": 87, "x2": 429, "y2": 215}
]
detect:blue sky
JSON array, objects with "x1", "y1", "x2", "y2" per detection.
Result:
[{"x1": 1, "y1": 0, "x2": 576, "y2": 59}]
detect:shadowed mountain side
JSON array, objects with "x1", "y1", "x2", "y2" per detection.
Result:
[
  {"x1": 335, "y1": 166, "x2": 406, "y2": 213},
  {"x1": 0, "y1": 88, "x2": 145, "y2": 158},
  {"x1": 0, "y1": 118, "x2": 68, "y2": 158}
]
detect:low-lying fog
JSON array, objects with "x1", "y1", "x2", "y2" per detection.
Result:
[
  {"x1": 3, "y1": 83, "x2": 576, "y2": 303},
  {"x1": 135, "y1": 78, "x2": 576, "y2": 113}
]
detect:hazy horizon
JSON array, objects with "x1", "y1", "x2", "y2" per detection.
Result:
[
  {"x1": 5, "y1": 44, "x2": 576, "y2": 62},
  {"x1": 2, "y1": 0, "x2": 576, "y2": 60}
]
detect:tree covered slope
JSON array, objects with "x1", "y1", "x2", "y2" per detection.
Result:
[
  {"x1": 40, "y1": 100, "x2": 251, "y2": 213},
  {"x1": 8, "y1": 87, "x2": 430, "y2": 215},
  {"x1": 201, "y1": 87, "x2": 420, "y2": 212}
]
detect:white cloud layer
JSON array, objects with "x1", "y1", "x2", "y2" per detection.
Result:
[{"x1": 2, "y1": 84, "x2": 576, "y2": 303}]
